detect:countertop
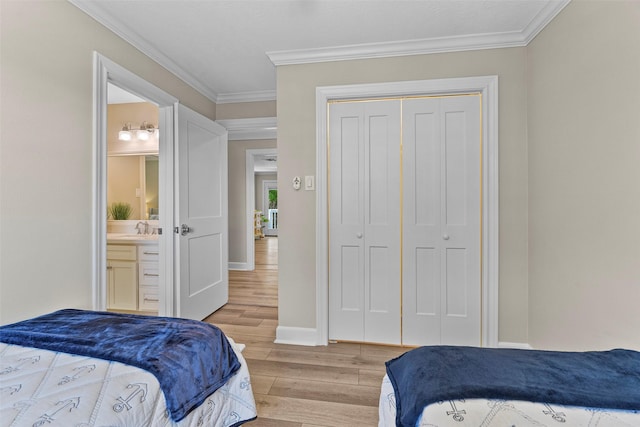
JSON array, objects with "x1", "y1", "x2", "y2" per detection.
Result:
[{"x1": 107, "y1": 233, "x2": 159, "y2": 244}]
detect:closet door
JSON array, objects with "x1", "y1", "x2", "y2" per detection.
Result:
[
  {"x1": 402, "y1": 95, "x2": 481, "y2": 346},
  {"x1": 328, "y1": 100, "x2": 401, "y2": 344}
]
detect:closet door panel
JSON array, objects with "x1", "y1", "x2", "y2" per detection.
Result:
[
  {"x1": 444, "y1": 247, "x2": 468, "y2": 316},
  {"x1": 363, "y1": 101, "x2": 401, "y2": 344},
  {"x1": 402, "y1": 98, "x2": 442, "y2": 346},
  {"x1": 444, "y1": 110, "x2": 468, "y2": 225},
  {"x1": 403, "y1": 96, "x2": 481, "y2": 346},
  {"x1": 415, "y1": 247, "x2": 438, "y2": 316},
  {"x1": 439, "y1": 96, "x2": 481, "y2": 346},
  {"x1": 329, "y1": 104, "x2": 365, "y2": 341}
]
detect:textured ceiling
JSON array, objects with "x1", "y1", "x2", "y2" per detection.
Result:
[{"x1": 72, "y1": 0, "x2": 570, "y2": 103}]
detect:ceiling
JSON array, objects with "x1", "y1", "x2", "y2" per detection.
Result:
[{"x1": 71, "y1": 0, "x2": 570, "y2": 104}]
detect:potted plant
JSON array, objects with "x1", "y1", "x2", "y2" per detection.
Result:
[{"x1": 108, "y1": 202, "x2": 133, "y2": 220}]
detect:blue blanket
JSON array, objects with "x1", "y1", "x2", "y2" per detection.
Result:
[
  {"x1": 386, "y1": 345, "x2": 640, "y2": 427},
  {"x1": 0, "y1": 309, "x2": 241, "y2": 422}
]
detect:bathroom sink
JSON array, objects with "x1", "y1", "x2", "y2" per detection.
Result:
[{"x1": 107, "y1": 233, "x2": 159, "y2": 241}]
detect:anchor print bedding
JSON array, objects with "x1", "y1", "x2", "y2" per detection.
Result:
[
  {"x1": 0, "y1": 340, "x2": 257, "y2": 427},
  {"x1": 379, "y1": 374, "x2": 640, "y2": 427}
]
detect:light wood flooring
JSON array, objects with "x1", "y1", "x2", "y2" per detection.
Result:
[{"x1": 204, "y1": 237, "x2": 409, "y2": 427}]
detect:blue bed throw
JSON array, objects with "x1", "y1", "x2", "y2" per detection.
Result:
[
  {"x1": 386, "y1": 345, "x2": 640, "y2": 427},
  {"x1": 0, "y1": 309, "x2": 241, "y2": 422}
]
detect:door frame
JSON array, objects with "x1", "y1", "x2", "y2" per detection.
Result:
[
  {"x1": 262, "y1": 179, "x2": 278, "y2": 236},
  {"x1": 243, "y1": 148, "x2": 278, "y2": 270},
  {"x1": 216, "y1": 118, "x2": 277, "y2": 271},
  {"x1": 92, "y1": 52, "x2": 177, "y2": 316},
  {"x1": 315, "y1": 76, "x2": 499, "y2": 346}
]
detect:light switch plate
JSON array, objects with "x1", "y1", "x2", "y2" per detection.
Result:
[{"x1": 305, "y1": 175, "x2": 315, "y2": 191}]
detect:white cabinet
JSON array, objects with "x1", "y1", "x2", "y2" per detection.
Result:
[
  {"x1": 107, "y1": 242, "x2": 159, "y2": 312},
  {"x1": 107, "y1": 245, "x2": 137, "y2": 310},
  {"x1": 138, "y1": 245, "x2": 159, "y2": 311}
]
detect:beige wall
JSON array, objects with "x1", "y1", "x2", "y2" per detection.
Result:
[
  {"x1": 216, "y1": 101, "x2": 276, "y2": 120},
  {"x1": 277, "y1": 48, "x2": 530, "y2": 341},
  {"x1": 228, "y1": 140, "x2": 278, "y2": 264},
  {"x1": 0, "y1": 1, "x2": 216, "y2": 324},
  {"x1": 527, "y1": 0, "x2": 640, "y2": 350}
]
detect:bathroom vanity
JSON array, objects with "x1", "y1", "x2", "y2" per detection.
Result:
[{"x1": 106, "y1": 235, "x2": 159, "y2": 312}]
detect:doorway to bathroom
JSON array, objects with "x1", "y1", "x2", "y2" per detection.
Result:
[
  {"x1": 105, "y1": 83, "x2": 161, "y2": 314},
  {"x1": 93, "y1": 53, "x2": 229, "y2": 321}
]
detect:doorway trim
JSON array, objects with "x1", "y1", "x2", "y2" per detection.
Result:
[
  {"x1": 92, "y1": 52, "x2": 177, "y2": 316},
  {"x1": 240, "y1": 148, "x2": 278, "y2": 270},
  {"x1": 315, "y1": 76, "x2": 499, "y2": 346},
  {"x1": 217, "y1": 118, "x2": 277, "y2": 271},
  {"x1": 262, "y1": 180, "x2": 278, "y2": 236}
]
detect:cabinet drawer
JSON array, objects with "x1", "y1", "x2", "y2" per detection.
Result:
[
  {"x1": 139, "y1": 262, "x2": 159, "y2": 286},
  {"x1": 138, "y1": 245, "x2": 159, "y2": 262},
  {"x1": 139, "y1": 285, "x2": 159, "y2": 311},
  {"x1": 107, "y1": 244, "x2": 137, "y2": 261}
]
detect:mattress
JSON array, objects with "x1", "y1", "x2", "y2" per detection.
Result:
[
  {"x1": 379, "y1": 374, "x2": 640, "y2": 427},
  {"x1": 0, "y1": 338, "x2": 256, "y2": 427}
]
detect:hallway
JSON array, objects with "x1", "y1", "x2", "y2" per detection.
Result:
[{"x1": 205, "y1": 237, "x2": 407, "y2": 426}]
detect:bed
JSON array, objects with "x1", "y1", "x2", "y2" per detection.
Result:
[
  {"x1": 0, "y1": 309, "x2": 257, "y2": 427},
  {"x1": 379, "y1": 345, "x2": 640, "y2": 427}
]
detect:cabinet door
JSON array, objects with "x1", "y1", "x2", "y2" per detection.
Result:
[{"x1": 108, "y1": 260, "x2": 138, "y2": 310}]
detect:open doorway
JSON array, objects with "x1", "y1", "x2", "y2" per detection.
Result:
[
  {"x1": 243, "y1": 148, "x2": 277, "y2": 270},
  {"x1": 262, "y1": 180, "x2": 278, "y2": 237},
  {"x1": 93, "y1": 53, "x2": 177, "y2": 317},
  {"x1": 106, "y1": 83, "x2": 160, "y2": 315}
]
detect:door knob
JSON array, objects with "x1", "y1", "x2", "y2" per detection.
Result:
[
  {"x1": 356, "y1": 232, "x2": 363, "y2": 239},
  {"x1": 443, "y1": 234, "x2": 450, "y2": 240},
  {"x1": 174, "y1": 224, "x2": 192, "y2": 236}
]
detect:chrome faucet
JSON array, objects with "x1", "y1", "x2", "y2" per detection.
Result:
[{"x1": 135, "y1": 221, "x2": 150, "y2": 235}]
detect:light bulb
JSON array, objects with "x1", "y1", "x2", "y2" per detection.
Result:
[
  {"x1": 118, "y1": 129, "x2": 132, "y2": 141},
  {"x1": 137, "y1": 129, "x2": 150, "y2": 140}
]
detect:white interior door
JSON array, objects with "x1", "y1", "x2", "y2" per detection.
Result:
[
  {"x1": 402, "y1": 95, "x2": 481, "y2": 346},
  {"x1": 175, "y1": 104, "x2": 228, "y2": 320},
  {"x1": 328, "y1": 100, "x2": 401, "y2": 344}
]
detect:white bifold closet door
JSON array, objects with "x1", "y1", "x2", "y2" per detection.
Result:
[
  {"x1": 328, "y1": 100, "x2": 402, "y2": 344},
  {"x1": 402, "y1": 96, "x2": 481, "y2": 346},
  {"x1": 328, "y1": 95, "x2": 480, "y2": 346}
]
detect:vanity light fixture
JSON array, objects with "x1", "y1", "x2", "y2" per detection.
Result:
[
  {"x1": 118, "y1": 122, "x2": 157, "y2": 141},
  {"x1": 136, "y1": 121, "x2": 155, "y2": 141},
  {"x1": 118, "y1": 123, "x2": 132, "y2": 141}
]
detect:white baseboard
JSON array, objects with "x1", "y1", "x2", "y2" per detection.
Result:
[
  {"x1": 275, "y1": 326, "x2": 321, "y2": 346},
  {"x1": 228, "y1": 262, "x2": 250, "y2": 271},
  {"x1": 498, "y1": 341, "x2": 533, "y2": 349}
]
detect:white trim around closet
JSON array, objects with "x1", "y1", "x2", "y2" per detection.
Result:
[{"x1": 312, "y1": 76, "x2": 499, "y2": 347}]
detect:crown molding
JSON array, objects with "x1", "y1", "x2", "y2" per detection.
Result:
[
  {"x1": 522, "y1": 0, "x2": 571, "y2": 44},
  {"x1": 69, "y1": 0, "x2": 221, "y2": 103},
  {"x1": 72, "y1": 0, "x2": 570, "y2": 99},
  {"x1": 216, "y1": 117, "x2": 277, "y2": 140},
  {"x1": 267, "y1": 0, "x2": 571, "y2": 66},
  {"x1": 216, "y1": 90, "x2": 277, "y2": 104},
  {"x1": 267, "y1": 32, "x2": 524, "y2": 66}
]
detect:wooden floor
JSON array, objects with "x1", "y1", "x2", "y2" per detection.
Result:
[{"x1": 204, "y1": 237, "x2": 408, "y2": 427}]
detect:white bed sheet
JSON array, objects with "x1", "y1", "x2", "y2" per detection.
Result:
[
  {"x1": 379, "y1": 374, "x2": 640, "y2": 427},
  {"x1": 0, "y1": 339, "x2": 256, "y2": 427}
]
